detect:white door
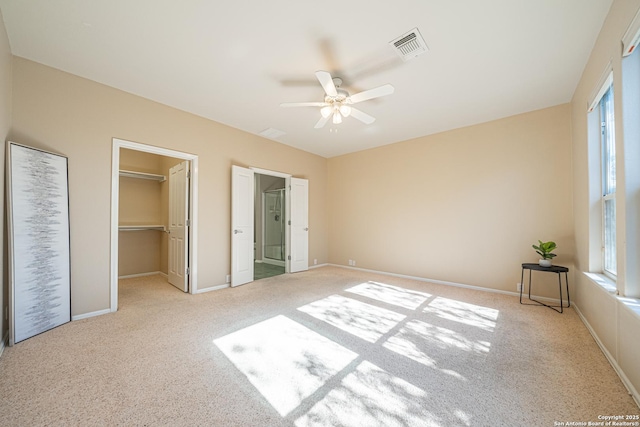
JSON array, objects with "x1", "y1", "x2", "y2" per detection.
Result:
[
  {"x1": 231, "y1": 165, "x2": 254, "y2": 287},
  {"x1": 168, "y1": 161, "x2": 190, "y2": 292},
  {"x1": 289, "y1": 177, "x2": 309, "y2": 273}
]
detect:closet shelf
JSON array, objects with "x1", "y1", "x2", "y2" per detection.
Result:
[
  {"x1": 118, "y1": 225, "x2": 166, "y2": 232},
  {"x1": 119, "y1": 169, "x2": 166, "y2": 182}
]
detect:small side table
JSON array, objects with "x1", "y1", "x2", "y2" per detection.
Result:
[{"x1": 520, "y1": 263, "x2": 570, "y2": 313}]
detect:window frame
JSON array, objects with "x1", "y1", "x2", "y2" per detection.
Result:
[{"x1": 599, "y1": 84, "x2": 617, "y2": 279}]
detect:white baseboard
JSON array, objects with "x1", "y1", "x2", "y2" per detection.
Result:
[
  {"x1": 310, "y1": 263, "x2": 329, "y2": 269},
  {"x1": 329, "y1": 264, "x2": 569, "y2": 305},
  {"x1": 72, "y1": 308, "x2": 111, "y2": 321},
  {"x1": 194, "y1": 283, "x2": 229, "y2": 294},
  {"x1": 573, "y1": 303, "x2": 640, "y2": 408},
  {"x1": 118, "y1": 271, "x2": 165, "y2": 279},
  {"x1": 0, "y1": 331, "x2": 8, "y2": 357}
]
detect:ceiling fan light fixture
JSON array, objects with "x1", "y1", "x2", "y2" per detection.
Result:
[
  {"x1": 339, "y1": 105, "x2": 352, "y2": 117},
  {"x1": 281, "y1": 70, "x2": 394, "y2": 129},
  {"x1": 320, "y1": 106, "x2": 332, "y2": 118}
]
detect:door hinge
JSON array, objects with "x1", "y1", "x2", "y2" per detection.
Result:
[
  {"x1": 187, "y1": 170, "x2": 191, "y2": 179},
  {"x1": 186, "y1": 267, "x2": 190, "y2": 275},
  {"x1": 288, "y1": 220, "x2": 291, "y2": 225},
  {"x1": 288, "y1": 255, "x2": 291, "y2": 260},
  {"x1": 186, "y1": 219, "x2": 191, "y2": 227}
]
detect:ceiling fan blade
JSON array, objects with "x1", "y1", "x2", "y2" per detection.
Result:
[
  {"x1": 348, "y1": 84, "x2": 394, "y2": 104},
  {"x1": 349, "y1": 107, "x2": 376, "y2": 124},
  {"x1": 314, "y1": 115, "x2": 330, "y2": 129},
  {"x1": 280, "y1": 102, "x2": 327, "y2": 107},
  {"x1": 315, "y1": 70, "x2": 337, "y2": 97}
]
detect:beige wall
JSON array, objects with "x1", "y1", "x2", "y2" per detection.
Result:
[
  {"x1": 328, "y1": 104, "x2": 574, "y2": 297},
  {"x1": 570, "y1": 0, "x2": 640, "y2": 403},
  {"x1": 9, "y1": 57, "x2": 329, "y2": 316},
  {"x1": 120, "y1": 147, "x2": 166, "y2": 173},
  {"x1": 0, "y1": 8, "x2": 12, "y2": 345},
  {"x1": 119, "y1": 149, "x2": 164, "y2": 226},
  {"x1": 118, "y1": 231, "x2": 162, "y2": 276}
]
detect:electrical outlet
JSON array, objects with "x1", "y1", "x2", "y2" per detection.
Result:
[
  {"x1": 314, "y1": 259, "x2": 318, "y2": 265},
  {"x1": 226, "y1": 275, "x2": 231, "y2": 283},
  {"x1": 516, "y1": 283, "x2": 522, "y2": 292},
  {"x1": 348, "y1": 259, "x2": 353, "y2": 266},
  {"x1": 352, "y1": 260, "x2": 356, "y2": 266}
]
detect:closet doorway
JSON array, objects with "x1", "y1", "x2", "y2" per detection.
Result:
[{"x1": 110, "y1": 138, "x2": 199, "y2": 313}]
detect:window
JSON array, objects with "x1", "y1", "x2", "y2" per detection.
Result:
[
  {"x1": 620, "y1": 19, "x2": 640, "y2": 298},
  {"x1": 600, "y1": 85, "x2": 616, "y2": 277}
]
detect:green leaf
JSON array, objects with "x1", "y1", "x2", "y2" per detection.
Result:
[{"x1": 533, "y1": 240, "x2": 557, "y2": 257}]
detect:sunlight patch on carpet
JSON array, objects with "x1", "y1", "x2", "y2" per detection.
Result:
[
  {"x1": 383, "y1": 319, "x2": 490, "y2": 379},
  {"x1": 297, "y1": 295, "x2": 406, "y2": 343},
  {"x1": 345, "y1": 281, "x2": 431, "y2": 310},
  {"x1": 295, "y1": 361, "x2": 440, "y2": 427},
  {"x1": 213, "y1": 315, "x2": 358, "y2": 416},
  {"x1": 423, "y1": 297, "x2": 499, "y2": 332}
]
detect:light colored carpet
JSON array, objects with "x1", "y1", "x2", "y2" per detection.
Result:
[{"x1": 0, "y1": 266, "x2": 638, "y2": 426}]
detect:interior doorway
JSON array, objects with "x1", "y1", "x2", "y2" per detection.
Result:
[
  {"x1": 231, "y1": 165, "x2": 308, "y2": 287},
  {"x1": 110, "y1": 138, "x2": 199, "y2": 313},
  {"x1": 254, "y1": 173, "x2": 286, "y2": 280}
]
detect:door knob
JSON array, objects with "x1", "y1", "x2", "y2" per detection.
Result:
[
  {"x1": 234, "y1": 229, "x2": 243, "y2": 234},
  {"x1": 304, "y1": 227, "x2": 309, "y2": 231}
]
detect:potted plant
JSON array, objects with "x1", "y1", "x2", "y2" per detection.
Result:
[{"x1": 532, "y1": 240, "x2": 557, "y2": 267}]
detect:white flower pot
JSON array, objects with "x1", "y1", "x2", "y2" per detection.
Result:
[{"x1": 539, "y1": 259, "x2": 552, "y2": 267}]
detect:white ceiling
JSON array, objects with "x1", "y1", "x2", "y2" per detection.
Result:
[{"x1": 0, "y1": 1, "x2": 613, "y2": 158}]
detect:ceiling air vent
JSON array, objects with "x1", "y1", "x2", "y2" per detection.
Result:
[
  {"x1": 259, "y1": 128, "x2": 286, "y2": 140},
  {"x1": 389, "y1": 28, "x2": 428, "y2": 61}
]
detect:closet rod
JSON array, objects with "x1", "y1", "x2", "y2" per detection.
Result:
[
  {"x1": 118, "y1": 225, "x2": 166, "y2": 232},
  {"x1": 119, "y1": 169, "x2": 166, "y2": 182}
]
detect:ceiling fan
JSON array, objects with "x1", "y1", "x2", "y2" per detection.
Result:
[{"x1": 280, "y1": 70, "x2": 394, "y2": 128}]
